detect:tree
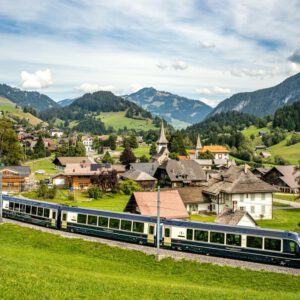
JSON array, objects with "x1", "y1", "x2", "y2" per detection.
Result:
[
  {"x1": 168, "y1": 132, "x2": 187, "y2": 156},
  {"x1": 139, "y1": 155, "x2": 149, "y2": 162},
  {"x1": 198, "y1": 150, "x2": 214, "y2": 160},
  {"x1": 108, "y1": 135, "x2": 117, "y2": 150},
  {"x1": 74, "y1": 141, "x2": 86, "y2": 156},
  {"x1": 123, "y1": 135, "x2": 138, "y2": 149},
  {"x1": 34, "y1": 135, "x2": 47, "y2": 158},
  {"x1": 274, "y1": 155, "x2": 288, "y2": 165},
  {"x1": 0, "y1": 118, "x2": 23, "y2": 165},
  {"x1": 119, "y1": 179, "x2": 141, "y2": 195},
  {"x1": 149, "y1": 142, "x2": 157, "y2": 156},
  {"x1": 120, "y1": 146, "x2": 136, "y2": 165},
  {"x1": 37, "y1": 182, "x2": 57, "y2": 199},
  {"x1": 102, "y1": 151, "x2": 114, "y2": 164},
  {"x1": 87, "y1": 186, "x2": 102, "y2": 199}
]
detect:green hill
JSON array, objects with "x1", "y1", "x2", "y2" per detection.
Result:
[
  {"x1": 0, "y1": 96, "x2": 44, "y2": 125},
  {"x1": 1, "y1": 224, "x2": 299, "y2": 300}
]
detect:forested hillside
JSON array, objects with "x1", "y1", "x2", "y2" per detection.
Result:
[{"x1": 273, "y1": 101, "x2": 300, "y2": 131}]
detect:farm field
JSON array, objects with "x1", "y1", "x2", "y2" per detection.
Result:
[
  {"x1": 0, "y1": 96, "x2": 44, "y2": 125},
  {"x1": 98, "y1": 111, "x2": 157, "y2": 131},
  {"x1": 1, "y1": 224, "x2": 300, "y2": 300}
]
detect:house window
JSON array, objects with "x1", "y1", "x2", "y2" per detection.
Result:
[
  {"x1": 261, "y1": 193, "x2": 266, "y2": 200},
  {"x1": 261, "y1": 205, "x2": 265, "y2": 214},
  {"x1": 251, "y1": 194, "x2": 255, "y2": 201},
  {"x1": 240, "y1": 194, "x2": 244, "y2": 202},
  {"x1": 251, "y1": 206, "x2": 255, "y2": 214}
]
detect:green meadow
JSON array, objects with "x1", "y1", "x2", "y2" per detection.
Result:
[{"x1": 0, "y1": 224, "x2": 299, "y2": 300}]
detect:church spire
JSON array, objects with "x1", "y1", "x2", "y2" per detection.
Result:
[
  {"x1": 157, "y1": 121, "x2": 168, "y2": 144},
  {"x1": 196, "y1": 134, "x2": 202, "y2": 149}
]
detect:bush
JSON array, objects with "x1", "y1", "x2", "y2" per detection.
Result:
[
  {"x1": 139, "y1": 155, "x2": 149, "y2": 162},
  {"x1": 68, "y1": 193, "x2": 75, "y2": 201},
  {"x1": 274, "y1": 155, "x2": 288, "y2": 165},
  {"x1": 37, "y1": 182, "x2": 57, "y2": 199},
  {"x1": 87, "y1": 186, "x2": 102, "y2": 199},
  {"x1": 119, "y1": 179, "x2": 141, "y2": 195}
]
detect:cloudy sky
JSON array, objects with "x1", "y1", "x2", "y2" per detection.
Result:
[{"x1": 1, "y1": 0, "x2": 300, "y2": 106}]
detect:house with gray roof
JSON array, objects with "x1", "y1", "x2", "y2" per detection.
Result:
[
  {"x1": 121, "y1": 169, "x2": 157, "y2": 190},
  {"x1": 130, "y1": 162, "x2": 159, "y2": 177},
  {"x1": 216, "y1": 208, "x2": 257, "y2": 227}
]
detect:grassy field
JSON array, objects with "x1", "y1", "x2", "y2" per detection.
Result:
[
  {"x1": 0, "y1": 96, "x2": 43, "y2": 125},
  {"x1": 190, "y1": 214, "x2": 217, "y2": 222},
  {"x1": 116, "y1": 145, "x2": 151, "y2": 158},
  {"x1": 21, "y1": 190, "x2": 130, "y2": 211},
  {"x1": 257, "y1": 209, "x2": 300, "y2": 232},
  {"x1": 274, "y1": 193, "x2": 300, "y2": 202},
  {"x1": 1, "y1": 224, "x2": 300, "y2": 300},
  {"x1": 98, "y1": 111, "x2": 157, "y2": 131},
  {"x1": 242, "y1": 125, "x2": 270, "y2": 138}
]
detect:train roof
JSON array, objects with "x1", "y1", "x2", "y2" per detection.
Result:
[
  {"x1": 62, "y1": 205, "x2": 158, "y2": 223},
  {"x1": 3, "y1": 195, "x2": 62, "y2": 209},
  {"x1": 164, "y1": 219, "x2": 300, "y2": 241}
]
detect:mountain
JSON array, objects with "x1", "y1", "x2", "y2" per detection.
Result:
[
  {"x1": 211, "y1": 72, "x2": 300, "y2": 117},
  {"x1": 58, "y1": 98, "x2": 76, "y2": 107},
  {"x1": 0, "y1": 84, "x2": 60, "y2": 112},
  {"x1": 123, "y1": 87, "x2": 212, "y2": 128}
]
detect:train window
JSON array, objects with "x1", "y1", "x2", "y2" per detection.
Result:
[
  {"x1": 210, "y1": 232, "x2": 225, "y2": 244},
  {"x1": 88, "y1": 215, "x2": 97, "y2": 226},
  {"x1": 98, "y1": 217, "x2": 108, "y2": 227},
  {"x1": 194, "y1": 230, "x2": 209, "y2": 242},
  {"x1": 109, "y1": 218, "x2": 120, "y2": 229},
  {"x1": 149, "y1": 225, "x2": 154, "y2": 235},
  {"x1": 77, "y1": 214, "x2": 87, "y2": 224},
  {"x1": 226, "y1": 234, "x2": 241, "y2": 246},
  {"x1": 264, "y1": 238, "x2": 281, "y2": 251},
  {"x1": 20, "y1": 204, "x2": 26, "y2": 212},
  {"x1": 62, "y1": 213, "x2": 67, "y2": 222},
  {"x1": 14, "y1": 203, "x2": 20, "y2": 212},
  {"x1": 32, "y1": 206, "x2": 37, "y2": 215},
  {"x1": 164, "y1": 228, "x2": 170, "y2": 238},
  {"x1": 121, "y1": 220, "x2": 132, "y2": 231},
  {"x1": 247, "y1": 236, "x2": 263, "y2": 249},
  {"x1": 38, "y1": 207, "x2": 43, "y2": 216},
  {"x1": 52, "y1": 211, "x2": 56, "y2": 219},
  {"x1": 9, "y1": 202, "x2": 14, "y2": 210},
  {"x1": 25, "y1": 205, "x2": 31, "y2": 214},
  {"x1": 133, "y1": 222, "x2": 144, "y2": 233},
  {"x1": 287, "y1": 241, "x2": 297, "y2": 253},
  {"x1": 187, "y1": 229, "x2": 193, "y2": 240},
  {"x1": 44, "y1": 208, "x2": 50, "y2": 218}
]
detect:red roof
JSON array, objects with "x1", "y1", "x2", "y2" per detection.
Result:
[{"x1": 132, "y1": 190, "x2": 189, "y2": 219}]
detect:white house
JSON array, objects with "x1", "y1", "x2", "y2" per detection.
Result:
[
  {"x1": 50, "y1": 129, "x2": 64, "y2": 138},
  {"x1": 82, "y1": 135, "x2": 93, "y2": 153},
  {"x1": 203, "y1": 165, "x2": 276, "y2": 220},
  {"x1": 200, "y1": 145, "x2": 230, "y2": 160}
]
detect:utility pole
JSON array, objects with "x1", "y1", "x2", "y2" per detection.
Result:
[
  {"x1": 156, "y1": 185, "x2": 160, "y2": 261},
  {"x1": 0, "y1": 171, "x2": 3, "y2": 223}
]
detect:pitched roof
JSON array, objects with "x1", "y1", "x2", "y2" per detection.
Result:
[
  {"x1": 122, "y1": 169, "x2": 157, "y2": 181},
  {"x1": 204, "y1": 165, "x2": 276, "y2": 194},
  {"x1": 157, "y1": 122, "x2": 168, "y2": 144},
  {"x1": 194, "y1": 159, "x2": 213, "y2": 166},
  {"x1": 174, "y1": 187, "x2": 211, "y2": 204},
  {"x1": 64, "y1": 163, "x2": 112, "y2": 175},
  {"x1": 54, "y1": 157, "x2": 93, "y2": 166},
  {"x1": 196, "y1": 134, "x2": 202, "y2": 149},
  {"x1": 200, "y1": 145, "x2": 229, "y2": 153},
  {"x1": 0, "y1": 166, "x2": 31, "y2": 176},
  {"x1": 130, "y1": 162, "x2": 159, "y2": 176},
  {"x1": 269, "y1": 166, "x2": 300, "y2": 189},
  {"x1": 216, "y1": 208, "x2": 257, "y2": 226},
  {"x1": 128, "y1": 190, "x2": 188, "y2": 219},
  {"x1": 159, "y1": 159, "x2": 206, "y2": 182}
]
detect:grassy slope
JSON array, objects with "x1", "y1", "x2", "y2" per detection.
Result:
[
  {"x1": 116, "y1": 145, "x2": 151, "y2": 158},
  {"x1": 1, "y1": 224, "x2": 300, "y2": 300},
  {"x1": 98, "y1": 111, "x2": 156, "y2": 131},
  {"x1": 0, "y1": 96, "x2": 43, "y2": 125}
]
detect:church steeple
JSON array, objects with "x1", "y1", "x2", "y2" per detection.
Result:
[
  {"x1": 196, "y1": 134, "x2": 202, "y2": 149},
  {"x1": 157, "y1": 121, "x2": 168, "y2": 152}
]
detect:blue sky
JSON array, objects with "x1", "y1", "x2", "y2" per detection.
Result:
[{"x1": 1, "y1": 0, "x2": 300, "y2": 106}]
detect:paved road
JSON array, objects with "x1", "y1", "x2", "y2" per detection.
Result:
[
  {"x1": 273, "y1": 198, "x2": 300, "y2": 208},
  {"x1": 3, "y1": 218, "x2": 300, "y2": 276}
]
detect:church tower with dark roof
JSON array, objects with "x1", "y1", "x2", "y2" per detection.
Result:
[{"x1": 157, "y1": 121, "x2": 168, "y2": 153}]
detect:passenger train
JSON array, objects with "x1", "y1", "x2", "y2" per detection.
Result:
[{"x1": 2, "y1": 195, "x2": 300, "y2": 268}]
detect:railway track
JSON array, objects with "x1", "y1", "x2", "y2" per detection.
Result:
[{"x1": 3, "y1": 218, "x2": 300, "y2": 276}]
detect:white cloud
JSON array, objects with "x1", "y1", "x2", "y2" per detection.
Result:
[
  {"x1": 157, "y1": 62, "x2": 168, "y2": 70},
  {"x1": 200, "y1": 97, "x2": 221, "y2": 107},
  {"x1": 20, "y1": 68, "x2": 53, "y2": 89},
  {"x1": 199, "y1": 41, "x2": 215, "y2": 49},
  {"x1": 172, "y1": 60, "x2": 188, "y2": 70},
  {"x1": 195, "y1": 86, "x2": 231, "y2": 95},
  {"x1": 130, "y1": 83, "x2": 143, "y2": 93},
  {"x1": 78, "y1": 83, "x2": 120, "y2": 94}
]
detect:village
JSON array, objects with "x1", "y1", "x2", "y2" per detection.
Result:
[{"x1": 1, "y1": 121, "x2": 300, "y2": 231}]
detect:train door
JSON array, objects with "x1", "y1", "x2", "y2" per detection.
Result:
[
  {"x1": 51, "y1": 210, "x2": 57, "y2": 227},
  {"x1": 61, "y1": 211, "x2": 68, "y2": 229},
  {"x1": 147, "y1": 224, "x2": 155, "y2": 244},
  {"x1": 163, "y1": 226, "x2": 172, "y2": 247}
]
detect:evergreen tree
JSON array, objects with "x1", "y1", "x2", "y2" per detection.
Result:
[
  {"x1": 198, "y1": 150, "x2": 214, "y2": 160},
  {"x1": 149, "y1": 142, "x2": 157, "y2": 156},
  {"x1": 168, "y1": 132, "x2": 187, "y2": 156},
  {"x1": 0, "y1": 118, "x2": 23, "y2": 165},
  {"x1": 34, "y1": 135, "x2": 47, "y2": 158},
  {"x1": 108, "y1": 135, "x2": 117, "y2": 150},
  {"x1": 102, "y1": 151, "x2": 114, "y2": 164},
  {"x1": 120, "y1": 146, "x2": 136, "y2": 165}
]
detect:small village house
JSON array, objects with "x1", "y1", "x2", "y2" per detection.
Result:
[
  {"x1": 81, "y1": 135, "x2": 93, "y2": 153},
  {"x1": 124, "y1": 190, "x2": 189, "y2": 219},
  {"x1": 215, "y1": 208, "x2": 257, "y2": 227},
  {"x1": 200, "y1": 145, "x2": 230, "y2": 160},
  {"x1": 53, "y1": 156, "x2": 94, "y2": 169},
  {"x1": 50, "y1": 129, "x2": 64, "y2": 138},
  {"x1": 0, "y1": 166, "x2": 31, "y2": 192},
  {"x1": 121, "y1": 169, "x2": 157, "y2": 190}
]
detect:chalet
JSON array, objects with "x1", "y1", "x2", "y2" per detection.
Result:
[
  {"x1": 121, "y1": 169, "x2": 157, "y2": 190},
  {"x1": 82, "y1": 135, "x2": 93, "y2": 153},
  {"x1": 194, "y1": 159, "x2": 213, "y2": 170},
  {"x1": 53, "y1": 156, "x2": 93, "y2": 168},
  {"x1": 215, "y1": 208, "x2": 257, "y2": 227},
  {"x1": 203, "y1": 165, "x2": 276, "y2": 220},
  {"x1": 52, "y1": 163, "x2": 113, "y2": 190},
  {"x1": 255, "y1": 144, "x2": 267, "y2": 150},
  {"x1": 252, "y1": 167, "x2": 271, "y2": 179},
  {"x1": 154, "y1": 159, "x2": 207, "y2": 188},
  {"x1": 0, "y1": 166, "x2": 31, "y2": 192},
  {"x1": 200, "y1": 145, "x2": 230, "y2": 160},
  {"x1": 124, "y1": 190, "x2": 189, "y2": 219},
  {"x1": 130, "y1": 162, "x2": 159, "y2": 177},
  {"x1": 259, "y1": 151, "x2": 271, "y2": 158},
  {"x1": 262, "y1": 166, "x2": 300, "y2": 194}
]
